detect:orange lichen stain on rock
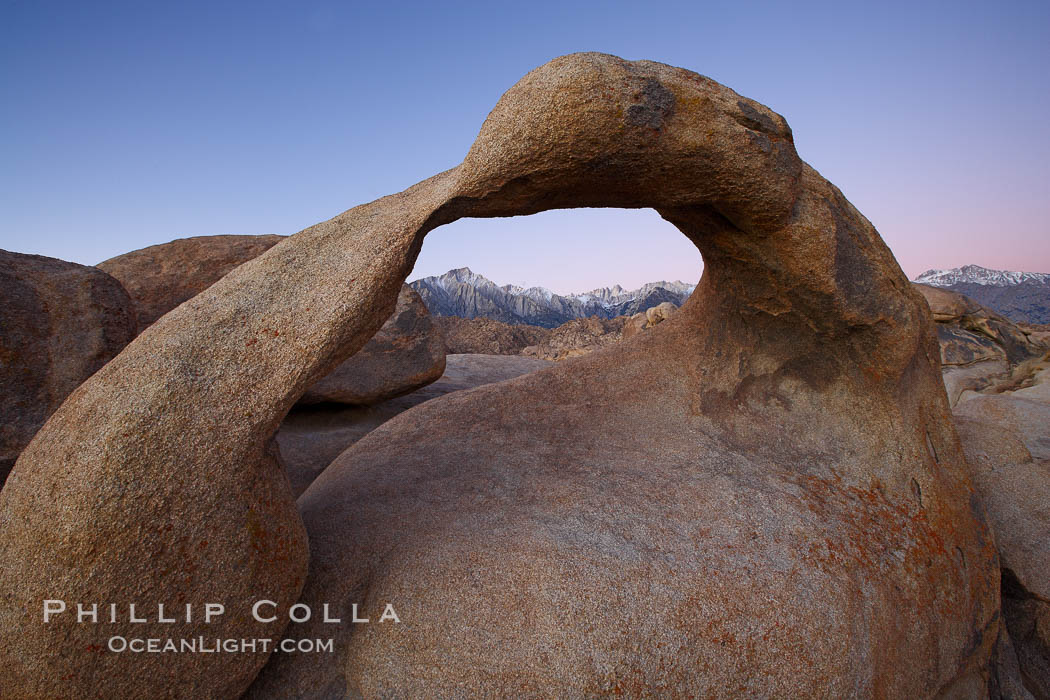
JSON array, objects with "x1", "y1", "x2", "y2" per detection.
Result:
[
  {"x1": 671, "y1": 91, "x2": 705, "y2": 115},
  {"x1": 783, "y1": 467, "x2": 978, "y2": 621},
  {"x1": 861, "y1": 365, "x2": 885, "y2": 383},
  {"x1": 245, "y1": 507, "x2": 267, "y2": 555}
]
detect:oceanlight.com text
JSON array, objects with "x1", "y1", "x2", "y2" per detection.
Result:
[{"x1": 107, "y1": 636, "x2": 334, "y2": 654}]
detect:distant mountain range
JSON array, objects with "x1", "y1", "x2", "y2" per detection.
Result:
[
  {"x1": 913, "y1": 264, "x2": 1050, "y2": 324},
  {"x1": 410, "y1": 264, "x2": 1050, "y2": 327},
  {"x1": 409, "y1": 268, "x2": 696, "y2": 328},
  {"x1": 914, "y1": 265, "x2": 1050, "y2": 287}
]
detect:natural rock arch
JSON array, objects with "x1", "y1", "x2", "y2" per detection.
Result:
[{"x1": 0, "y1": 53, "x2": 997, "y2": 698}]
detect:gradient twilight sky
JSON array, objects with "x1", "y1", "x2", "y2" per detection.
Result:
[{"x1": 2, "y1": 0, "x2": 1048, "y2": 294}]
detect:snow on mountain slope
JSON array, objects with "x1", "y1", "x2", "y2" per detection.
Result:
[
  {"x1": 409, "y1": 268, "x2": 697, "y2": 327},
  {"x1": 914, "y1": 265, "x2": 1050, "y2": 287},
  {"x1": 912, "y1": 265, "x2": 1050, "y2": 324}
]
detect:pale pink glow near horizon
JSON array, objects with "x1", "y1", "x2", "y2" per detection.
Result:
[{"x1": 835, "y1": 165, "x2": 1050, "y2": 281}]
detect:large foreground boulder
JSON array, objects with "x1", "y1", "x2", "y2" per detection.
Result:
[
  {"x1": 278, "y1": 354, "x2": 552, "y2": 495},
  {"x1": 0, "y1": 250, "x2": 137, "y2": 486},
  {"x1": 298, "y1": 285, "x2": 445, "y2": 405},
  {"x1": 1, "y1": 53, "x2": 998, "y2": 697},
  {"x1": 0, "y1": 248, "x2": 311, "y2": 696},
  {"x1": 97, "y1": 234, "x2": 285, "y2": 329},
  {"x1": 100, "y1": 235, "x2": 446, "y2": 405},
  {"x1": 956, "y1": 393, "x2": 1050, "y2": 462},
  {"x1": 254, "y1": 54, "x2": 992, "y2": 697},
  {"x1": 954, "y1": 373, "x2": 1050, "y2": 697}
]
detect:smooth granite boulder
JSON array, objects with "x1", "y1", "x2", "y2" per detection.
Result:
[
  {"x1": 98, "y1": 234, "x2": 286, "y2": 329},
  {"x1": 955, "y1": 411, "x2": 1050, "y2": 697},
  {"x1": 277, "y1": 354, "x2": 552, "y2": 496},
  {"x1": 0, "y1": 250, "x2": 137, "y2": 487},
  {"x1": 100, "y1": 235, "x2": 446, "y2": 406},
  {"x1": 252, "y1": 54, "x2": 997, "y2": 697},
  {"x1": 298, "y1": 285, "x2": 445, "y2": 405}
]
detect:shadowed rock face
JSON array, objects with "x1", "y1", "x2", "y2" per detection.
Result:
[
  {"x1": 98, "y1": 234, "x2": 286, "y2": 329},
  {"x1": 277, "y1": 354, "x2": 553, "y2": 496},
  {"x1": 0, "y1": 53, "x2": 998, "y2": 698},
  {"x1": 298, "y1": 285, "x2": 446, "y2": 406},
  {"x1": 100, "y1": 235, "x2": 447, "y2": 407},
  {"x1": 0, "y1": 250, "x2": 138, "y2": 486},
  {"x1": 954, "y1": 367, "x2": 1050, "y2": 697}
]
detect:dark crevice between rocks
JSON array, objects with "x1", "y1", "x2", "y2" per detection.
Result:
[
  {"x1": 911, "y1": 477, "x2": 923, "y2": 507},
  {"x1": 0, "y1": 457, "x2": 14, "y2": 490},
  {"x1": 1002, "y1": 568, "x2": 1044, "y2": 603},
  {"x1": 926, "y1": 430, "x2": 940, "y2": 464},
  {"x1": 1001, "y1": 567, "x2": 1050, "y2": 699}
]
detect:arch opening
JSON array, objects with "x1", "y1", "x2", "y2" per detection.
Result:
[{"x1": 409, "y1": 207, "x2": 704, "y2": 301}]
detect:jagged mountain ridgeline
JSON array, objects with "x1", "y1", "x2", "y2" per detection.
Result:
[
  {"x1": 915, "y1": 264, "x2": 1050, "y2": 287},
  {"x1": 410, "y1": 267, "x2": 695, "y2": 327},
  {"x1": 914, "y1": 264, "x2": 1050, "y2": 324}
]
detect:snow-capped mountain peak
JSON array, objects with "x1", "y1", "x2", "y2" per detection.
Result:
[
  {"x1": 430, "y1": 267, "x2": 490, "y2": 292},
  {"x1": 568, "y1": 280, "x2": 696, "y2": 308},
  {"x1": 914, "y1": 264, "x2": 1050, "y2": 287},
  {"x1": 523, "y1": 286, "x2": 555, "y2": 303},
  {"x1": 409, "y1": 268, "x2": 699, "y2": 328}
]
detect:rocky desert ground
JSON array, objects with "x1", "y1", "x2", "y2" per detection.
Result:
[{"x1": 1, "y1": 53, "x2": 1048, "y2": 698}]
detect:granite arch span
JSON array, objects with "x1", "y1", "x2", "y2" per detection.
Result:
[{"x1": 0, "y1": 53, "x2": 998, "y2": 698}]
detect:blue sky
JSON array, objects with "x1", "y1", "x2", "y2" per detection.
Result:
[{"x1": 2, "y1": 0, "x2": 1048, "y2": 293}]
